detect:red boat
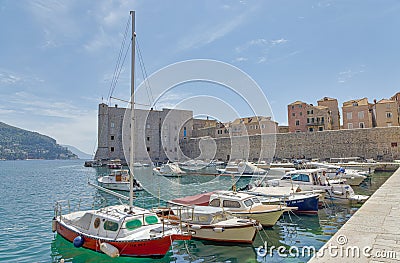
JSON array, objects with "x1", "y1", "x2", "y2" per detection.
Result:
[{"x1": 53, "y1": 204, "x2": 191, "y2": 257}]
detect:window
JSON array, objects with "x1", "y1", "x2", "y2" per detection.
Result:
[
  {"x1": 307, "y1": 118, "x2": 310, "y2": 124},
  {"x1": 244, "y1": 199, "x2": 254, "y2": 207},
  {"x1": 126, "y1": 219, "x2": 142, "y2": 230},
  {"x1": 298, "y1": 105, "x2": 302, "y2": 108},
  {"x1": 318, "y1": 127, "x2": 323, "y2": 131},
  {"x1": 110, "y1": 135, "x2": 115, "y2": 140},
  {"x1": 209, "y1": 199, "x2": 220, "y2": 207},
  {"x1": 388, "y1": 123, "x2": 392, "y2": 127},
  {"x1": 321, "y1": 117, "x2": 324, "y2": 123},
  {"x1": 295, "y1": 120, "x2": 300, "y2": 126},
  {"x1": 110, "y1": 147, "x2": 115, "y2": 152},
  {"x1": 292, "y1": 113, "x2": 295, "y2": 117},
  {"x1": 261, "y1": 124, "x2": 265, "y2": 129},
  {"x1": 347, "y1": 112, "x2": 352, "y2": 120},
  {"x1": 358, "y1": 111, "x2": 364, "y2": 119},
  {"x1": 147, "y1": 137, "x2": 150, "y2": 141},
  {"x1": 110, "y1": 122, "x2": 115, "y2": 128},
  {"x1": 183, "y1": 127, "x2": 187, "y2": 137},
  {"x1": 252, "y1": 198, "x2": 261, "y2": 203},
  {"x1": 386, "y1": 103, "x2": 391, "y2": 109},
  {"x1": 291, "y1": 174, "x2": 310, "y2": 182},
  {"x1": 386, "y1": 112, "x2": 393, "y2": 118},
  {"x1": 300, "y1": 112, "x2": 303, "y2": 116},
  {"x1": 348, "y1": 123, "x2": 353, "y2": 129},
  {"x1": 359, "y1": 122, "x2": 365, "y2": 128},
  {"x1": 222, "y1": 200, "x2": 241, "y2": 208},
  {"x1": 104, "y1": 220, "x2": 119, "y2": 231},
  {"x1": 145, "y1": 215, "x2": 159, "y2": 225},
  {"x1": 146, "y1": 124, "x2": 150, "y2": 129},
  {"x1": 147, "y1": 147, "x2": 150, "y2": 152},
  {"x1": 353, "y1": 102, "x2": 358, "y2": 106},
  {"x1": 309, "y1": 128, "x2": 314, "y2": 132}
]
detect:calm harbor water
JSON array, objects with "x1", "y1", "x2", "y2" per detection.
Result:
[{"x1": 0, "y1": 160, "x2": 392, "y2": 263}]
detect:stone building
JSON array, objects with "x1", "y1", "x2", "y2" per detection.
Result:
[
  {"x1": 342, "y1": 98, "x2": 374, "y2": 129},
  {"x1": 227, "y1": 116, "x2": 278, "y2": 136},
  {"x1": 94, "y1": 103, "x2": 193, "y2": 163},
  {"x1": 288, "y1": 99, "x2": 338, "y2": 133},
  {"x1": 317, "y1": 97, "x2": 340, "y2": 130},
  {"x1": 374, "y1": 99, "x2": 400, "y2": 127}
]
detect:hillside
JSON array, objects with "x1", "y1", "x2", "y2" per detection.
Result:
[
  {"x1": 0, "y1": 122, "x2": 78, "y2": 160},
  {"x1": 62, "y1": 144, "x2": 93, "y2": 159}
]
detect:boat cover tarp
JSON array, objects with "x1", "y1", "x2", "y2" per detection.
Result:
[{"x1": 169, "y1": 192, "x2": 214, "y2": 206}]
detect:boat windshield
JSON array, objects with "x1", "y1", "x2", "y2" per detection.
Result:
[
  {"x1": 244, "y1": 199, "x2": 254, "y2": 207},
  {"x1": 291, "y1": 174, "x2": 310, "y2": 182}
]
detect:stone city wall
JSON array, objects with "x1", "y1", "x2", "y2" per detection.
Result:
[{"x1": 180, "y1": 127, "x2": 400, "y2": 161}]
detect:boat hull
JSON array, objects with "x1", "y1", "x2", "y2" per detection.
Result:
[
  {"x1": 97, "y1": 181, "x2": 142, "y2": 192},
  {"x1": 189, "y1": 224, "x2": 256, "y2": 244},
  {"x1": 262, "y1": 195, "x2": 319, "y2": 215},
  {"x1": 230, "y1": 209, "x2": 283, "y2": 227},
  {"x1": 55, "y1": 219, "x2": 190, "y2": 257}
]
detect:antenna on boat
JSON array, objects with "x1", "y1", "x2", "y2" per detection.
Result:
[{"x1": 129, "y1": 10, "x2": 136, "y2": 212}]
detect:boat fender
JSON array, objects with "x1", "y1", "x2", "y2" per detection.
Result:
[
  {"x1": 191, "y1": 225, "x2": 201, "y2": 230},
  {"x1": 73, "y1": 236, "x2": 84, "y2": 248},
  {"x1": 333, "y1": 190, "x2": 343, "y2": 195},
  {"x1": 52, "y1": 218, "x2": 57, "y2": 232},
  {"x1": 213, "y1": 227, "x2": 224, "y2": 233},
  {"x1": 100, "y1": 242, "x2": 120, "y2": 258}
]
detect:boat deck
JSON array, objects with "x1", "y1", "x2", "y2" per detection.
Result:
[{"x1": 309, "y1": 167, "x2": 400, "y2": 262}]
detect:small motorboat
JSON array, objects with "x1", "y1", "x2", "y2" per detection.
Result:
[
  {"x1": 97, "y1": 169, "x2": 143, "y2": 192},
  {"x1": 153, "y1": 162, "x2": 186, "y2": 177},
  {"x1": 155, "y1": 206, "x2": 261, "y2": 244}
]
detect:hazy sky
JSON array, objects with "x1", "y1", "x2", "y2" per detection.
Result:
[{"x1": 1, "y1": 0, "x2": 399, "y2": 154}]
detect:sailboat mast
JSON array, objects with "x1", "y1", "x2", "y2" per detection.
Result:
[{"x1": 129, "y1": 10, "x2": 136, "y2": 210}]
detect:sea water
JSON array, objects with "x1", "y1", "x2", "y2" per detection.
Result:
[{"x1": 0, "y1": 160, "x2": 392, "y2": 263}]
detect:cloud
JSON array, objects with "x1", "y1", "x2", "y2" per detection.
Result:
[
  {"x1": 235, "y1": 38, "x2": 288, "y2": 53},
  {"x1": 338, "y1": 66, "x2": 366, "y2": 83},
  {"x1": 234, "y1": 57, "x2": 248, "y2": 62},
  {"x1": 177, "y1": 5, "x2": 259, "y2": 51}
]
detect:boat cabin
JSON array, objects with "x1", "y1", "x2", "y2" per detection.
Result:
[
  {"x1": 209, "y1": 191, "x2": 262, "y2": 210},
  {"x1": 63, "y1": 205, "x2": 163, "y2": 239}
]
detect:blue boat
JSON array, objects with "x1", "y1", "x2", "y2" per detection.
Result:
[{"x1": 245, "y1": 188, "x2": 320, "y2": 215}]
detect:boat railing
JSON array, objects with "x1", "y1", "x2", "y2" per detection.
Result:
[{"x1": 54, "y1": 196, "x2": 106, "y2": 219}]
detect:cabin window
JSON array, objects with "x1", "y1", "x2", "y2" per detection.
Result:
[
  {"x1": 244, "y1": 199, "x2": 254, "y2": 207},
  {"x1": 209, "y1": 199, "x2": 220, "y2": 207},
  {"x1": 145, "y1": 215, "x2": 159, "y2": 225},
  {"x1": 252, "y1": 198, "x2": 261, "y2": 203},
  {"x1": 94, "y1": 218, "x2": 100, "y2": 229},
  {"x1": 222, "y1": 200, "x2": 241, "y2": 208},
  {"x1": 126, "y1": 219, "x2": 142, "y2": 230},
  {"x1": 104, "y1": 220, "x2": 119, "y2": 231},
  {"x1": 291, "y1": 174, "x2": 310, "y2": 182}
]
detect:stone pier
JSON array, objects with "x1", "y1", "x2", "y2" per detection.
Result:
[{"x1": 309, "y1": 168, "x2": 400, "y2": 262}]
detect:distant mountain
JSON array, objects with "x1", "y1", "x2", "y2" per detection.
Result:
[
  {"x1": 62, "y1": 144, "x2": 93, "y2": 159},
  {"x1": 0, "y1": 122, "x2": 78, "y2": 160}
]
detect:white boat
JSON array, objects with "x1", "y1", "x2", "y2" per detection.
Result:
[
  {"x1": 53, "y1": 11, "x2": 191, "y2": 258},
  {"x1": 217, "y1": 161, "x2": 266, "y2": 176},
  {"x1": 208, "y1": 191, "x2": 290, "y2": 227},
  {"x1": 153, "y1": 162, "x2": 186, "y2": 177},
  {"x1": 309, "y1": 162, "x2": 367, "y2": 186},
  {"x1": 267, "y1": 169, "x2": 369, "y2": 204},
  {"x1": 97, "y1": 169, "x2": 143, "y2": 192},
  {"x1": 156, "y1": 206, "x2": 261, "y2": 244},
  {"x1": 107, "y1": 159, "x2": 122, "y2": 169}
]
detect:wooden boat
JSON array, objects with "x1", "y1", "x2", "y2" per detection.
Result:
[
  {"x1": 155, "y1": 206, "x2": 261, "y2": 244},
  {"x1": 97, "y1": 169, "x2": 143, "y2": 192},
  {"x1": 208, "y1": 191, "x2": 291, "y2": 227},
  {"x1": 53, "y1": 11, "x2": 191, "y2": 258}
]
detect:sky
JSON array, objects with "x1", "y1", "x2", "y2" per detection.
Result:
[{"x1": 1, "y1": 0, "x2": 400, "y2": 154}]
